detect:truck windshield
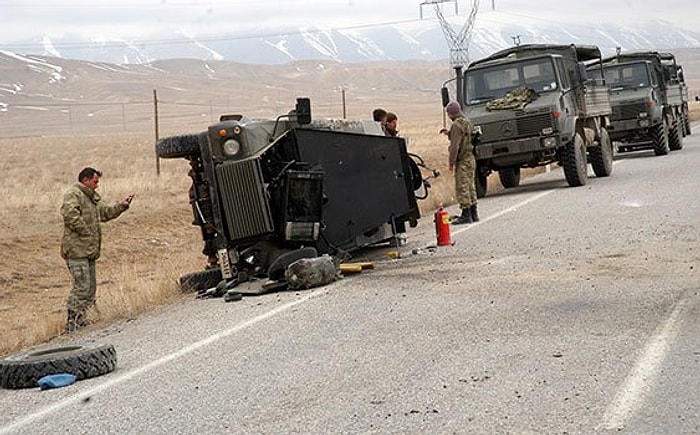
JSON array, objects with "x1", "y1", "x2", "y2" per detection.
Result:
[
  {"x1": 465, "y1": 57, "x2": 558, "y2": 105},
  {"x1": 602, "y1": 63, "x2": 650, "y2": 91}
]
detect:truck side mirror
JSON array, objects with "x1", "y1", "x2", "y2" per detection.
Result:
[
  {"x1": 295, "y1": 98, "x2": 312, "y2": 125},
  {"x1": 441, "y1": 87, "x2": 450, "y2": 107}
]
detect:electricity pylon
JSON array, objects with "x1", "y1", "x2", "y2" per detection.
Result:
[{"x1": 420, "y1": 0, "x2": 481, "y2": 106}]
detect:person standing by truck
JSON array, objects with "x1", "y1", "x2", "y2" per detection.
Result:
[
  {"x1": 440, "y1": 101, "x2": 479, "y2": 225},
  {"x1": 60, "y1": 167, "x2": 134, "y2": 333}
]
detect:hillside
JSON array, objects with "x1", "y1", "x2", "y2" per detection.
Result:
[{"x1": 2, "y1": 49, "x2": 700, "y2": 139}]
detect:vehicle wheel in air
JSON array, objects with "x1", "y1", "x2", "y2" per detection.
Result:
[
  {"x1": 651, "y1": 120, "x2": 670, "y2": 156},
  {"x1": 180, "y1": 268, "x2": 222, "y2": 293},
  {"x1": 498, "y1": 167, "x2": 521, "y2": 188},
  {"x1": 475, "y1": 172, "x2": 488, "y2": 198},
  {"x1": 561, "y1": 132, "x2": 588, "y2": 187},
  {"x1": 155, "y1": 133, "x2": 203, "y2": 159},
  {"x1": 668, "y1": 119, "x2": 683, "y2": 151},
  {"x1": 0, "y1": 343, "x2": 117, "y2": 389},
  {"x1": 590, "y1": 127, "x2": 614, "y2": 177}
]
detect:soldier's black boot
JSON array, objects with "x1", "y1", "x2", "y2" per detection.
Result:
[
  {"x1": 470, "y1": 204, "x2": 480, "y2": 222},
  {"x1": 451, "y1": 208, "x2": 473, "y2": 225}
]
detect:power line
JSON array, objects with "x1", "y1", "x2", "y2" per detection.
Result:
[{"x1": 1, "y1": 17, "x2": 434, "y2": 51}]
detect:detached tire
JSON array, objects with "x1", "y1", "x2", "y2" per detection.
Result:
[
  {"x1": 0, "y1": 343, "x2": 117, "y2": 389},
  {"x1": 180, "y1": 268, "x2": 222, "y2": 293},
  {"x1": 155, "y1": 133, "x2": 202, "y2": 159}
]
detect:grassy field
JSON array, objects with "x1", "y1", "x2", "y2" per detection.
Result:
[
  {"x1": 1, "y1": 104, "x2": 698, "y2": 358},
  {"x1": 0, "y1": 110, "x2": 467, "y2": 357}
]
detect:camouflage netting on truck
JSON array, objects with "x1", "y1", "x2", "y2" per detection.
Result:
[{"x1": 486, "y1": 87, "x2": 539, "y2": 111}]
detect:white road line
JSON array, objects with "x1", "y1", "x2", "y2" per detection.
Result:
[
  {"x1": 451, "y1": 189, "x2": 556, "y2": 237},
  {"x1": 0, "y1": 288, "x2": 332, "y2": 434},
  {"x1": 600, "y1": 297, "x2": 690, "y2": 431}
]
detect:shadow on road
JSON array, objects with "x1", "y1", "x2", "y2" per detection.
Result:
[{"x1": 485, "y1": 177, "x2": 566, "y2": 198}]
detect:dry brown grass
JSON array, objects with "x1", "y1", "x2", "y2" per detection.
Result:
[
  {"x1": 0, "y1": 106, "x2": 575, "y2": 357},
  {"x1": 0, "y1": 134, "x2": 205, "y2": 356}
]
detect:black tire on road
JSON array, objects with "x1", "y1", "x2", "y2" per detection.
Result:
[
  {"x1": 475, "y1": 172, "x2": 488, "y2": 198},
  {"x1": 590, "y1": 127, "x2": 614, "y2": 177},
  {"x1": 180, "y1": 268, "x2": 223, "y2": 293},
  {"x1": 669, "y1": 120, "x2": 683, "y2": 151},
  {"x1": 498, "y1": 167, "x2": 521, "y2": 188},
  {"x1": 155, "y1": 133, "x2": 202, "y2": 159},
  {"x1": 651, "y1": 121, "x2": 670, "y2": 156},
  {"x1": 0, "y1": 343, "x2": 117, "y2": 389},
  {"x1": 561, "y1": 132, "x2": 588, "y2": 187}
]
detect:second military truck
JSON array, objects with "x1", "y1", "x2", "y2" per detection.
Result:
[
  {"x1": 599, "y1": 51, "x2": 689, "y2": 155},
  {"x1": 447, "y1": 44, "x2": 614, "y2": 197}
]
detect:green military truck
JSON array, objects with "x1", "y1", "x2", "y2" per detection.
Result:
[
  {"x1": 451, "y1": 44, "x2": 614, "y2": 197},
  {"x1": 599, "y1": 51, "x2": 688, "y2": 155}
]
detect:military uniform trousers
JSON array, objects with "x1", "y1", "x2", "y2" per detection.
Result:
[
  {"x1": 455, "y1": 152, "x2": 477, "y2": 209},
  {"x1": 66, "y1": 258, "x2": 97, "y2": 313}
]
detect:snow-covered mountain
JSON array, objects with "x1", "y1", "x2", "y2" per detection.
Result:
[{"x1": 2, "y1": 15, "x2": 699, "y2": 65}]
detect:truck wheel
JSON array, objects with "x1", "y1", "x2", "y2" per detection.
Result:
[
  {"x1": 669, "y1": 120, "x2": 683, "y2": 151},
  {"x1": 651, "y1": 121, "x2": 670, "y2": 156},
  {"x1": 0, "y1": 343, "x2": 116, "y2": 389},
  {"x1": 498, "y1": 167, "x2": 521, "y2": 188},
  {"x1": 590, "y1": 127, "x2": 613, "y2": 177},
  {"x1": 180, "y1": 268, "x2": 222, "y2": 293},
  {"x1": 683, "y1": 114, "x2": 692, "y2": 136},
  {"x1": 562, "y1": 132, "x2": 588, "y2": 187},
  {"x1": 475, "y1": 172, "x2": 487, "y2": 198},
  {"x1": 155, "y1": 133, "x2": 202, "y2": 159}
]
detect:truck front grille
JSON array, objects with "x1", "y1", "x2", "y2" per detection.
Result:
[
  {"x1": 216, "y1": 158, "x2": 274, "y2": 241},
  {"x1": 612, "y1": 103, "x2": 647, "y2": 121},
  {"x1": 481, "y1": 112, "x2": 554, "y2": 142}
]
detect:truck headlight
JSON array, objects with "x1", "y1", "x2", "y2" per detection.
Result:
[
  {"x1": 541, "y1": 127, "x2": 554, "y2": 135},
  {"x1": 222, "y1": 138, "x2": 241, "y2": 156},
  {"x1": 638, "y1": 113, "x2": 648, "y2": 119},
  {"x1": 639, "y1": 119, "x2": 650, "y2": 128},
  {"x1": 541, "y1": 137, "x2": 556, "y2": 148}
]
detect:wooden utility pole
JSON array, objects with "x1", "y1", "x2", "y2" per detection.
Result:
[
  {"x1": 153, "y1": 89, "x2": 160, "y2": 176},
  {"x1": 341, "y1": 88, "x2": 347, "y2": 119}
]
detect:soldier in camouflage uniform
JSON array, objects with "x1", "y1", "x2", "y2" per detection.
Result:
[
  {"x1": 61, "y1": 167, "x2": 134, "y2": 333},
  {"x1": 440, "y1": 101, "x2": 479, "y2": 225}
]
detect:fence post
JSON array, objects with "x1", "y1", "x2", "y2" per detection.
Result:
[{"x1": 154, "y1": 89, "x2": 160, "y2": 176}]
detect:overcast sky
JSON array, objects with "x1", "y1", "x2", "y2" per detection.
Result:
[{"x1": 0, "y1": 0, "x2": 697, "y2": 48}]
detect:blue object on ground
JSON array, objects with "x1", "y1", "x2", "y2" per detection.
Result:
[{"x1": 37, "y1": 373, "x2": 77, "y2": 390}]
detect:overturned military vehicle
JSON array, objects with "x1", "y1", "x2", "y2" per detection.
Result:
[{"x1": 156, "y1": 98, "x2": 436, "y2": 293}]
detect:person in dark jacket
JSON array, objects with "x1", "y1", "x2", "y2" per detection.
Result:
[{"x1": 61, "y1": 167, "x2": 134, "y2": 332}]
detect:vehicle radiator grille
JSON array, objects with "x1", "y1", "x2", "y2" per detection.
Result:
[
  {"x1": 612, "y1": 103, "x2": 647, "y2": 121},
  {"x1": 215, "y1": 158, "x2": 274, "y2": 241},
  {"x1": 481, "y1": 112, "x2": 554, "y2": 142}
]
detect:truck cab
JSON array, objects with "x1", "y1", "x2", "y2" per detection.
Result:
[{"x1": 457, "y1": 44, "x2": 613, "y2": 196}]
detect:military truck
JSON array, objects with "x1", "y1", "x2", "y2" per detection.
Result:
[
  {"x1": 155, "y1": 98, "x2": 436, "y2": 292},
  {"x1": 599, "y1": 51, "x2": 687, "y2": 155},
  {"x1": 444, "y1": 44, "x2": 614, "y2": 197}
]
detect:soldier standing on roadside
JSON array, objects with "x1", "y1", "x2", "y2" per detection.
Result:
[
  {"x1": 61, "y1": 167, "x2": 134, "y2": 333},
  {"x1": 440, "y1": 101, "x2": 479, "y2": 225}
]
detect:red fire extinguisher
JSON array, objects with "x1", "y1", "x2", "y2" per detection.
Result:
[{"x1": 435, "y1": 204, "x2": 451, "y2": 246}]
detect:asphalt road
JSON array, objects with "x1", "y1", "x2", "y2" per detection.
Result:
[{"x1": 1, "y1": 127, "x2": 698, "y2": 434}]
